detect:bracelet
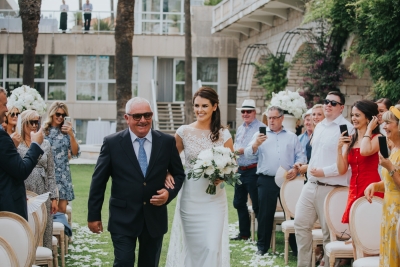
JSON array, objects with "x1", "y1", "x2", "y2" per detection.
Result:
[{"x1": 363, "y1": 135, "x2": 371, "y2": 139}]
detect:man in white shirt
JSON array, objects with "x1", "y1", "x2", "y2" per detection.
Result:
[
  {"x1": 294, "y1": 91, "x2": 353, "y2": 267},
  {"x1": 82, "y1": 0, "x2": 93, "y2": 32}
]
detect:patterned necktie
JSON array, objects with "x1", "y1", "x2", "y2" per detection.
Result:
[{"x1": 136, "y1": 138, "x2": 148, "y2": 176}]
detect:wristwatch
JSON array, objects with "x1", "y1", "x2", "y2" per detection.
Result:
[{"x1": 389, "y1": 168, "x2": 398, "y2": 177}]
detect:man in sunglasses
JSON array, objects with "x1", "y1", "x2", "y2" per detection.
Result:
[
  {"x1": 0, "y1": 87, "x2": 44, "y2": 220},
  {"x1": 294, "y1": 90, "x2": 353, "y2": 267},
  {"x1": 88, "y1": 97, "x2": 185, "y2": 267},
  {"x1": 231, "y1": 99, "x2": 265, "y2": 241}
]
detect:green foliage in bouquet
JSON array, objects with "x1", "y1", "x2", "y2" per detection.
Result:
[{"x1": 252, "y1": 54, "x2": 290, "y2": 99}]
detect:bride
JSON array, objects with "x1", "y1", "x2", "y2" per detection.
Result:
[{"x1": 165, "y1": 87, "x2": 233, "y2": 267}]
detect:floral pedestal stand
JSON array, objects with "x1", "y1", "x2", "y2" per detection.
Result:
[{"x1": 282, "y1": 114, "x2": 297, "y2": 133}]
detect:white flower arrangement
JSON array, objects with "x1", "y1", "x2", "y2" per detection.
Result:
[
  {"x1": 188, "y1": 146, "x2": 242, "y2": 195},
  {"x1": 269, "y1": 90, "x2": 307, "y2": 119},
  {"x1": 7, "y1": 85, "x2": 47, "y2": 115}
]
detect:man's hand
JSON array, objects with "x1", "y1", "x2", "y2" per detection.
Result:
[
  {"x1": 252, "y1": 134, "x2": 267, "y2": 153},
  {"x1": 31, "y1": 127, "x2": 44, "y2": 145},
  {"x1": 286, "y1": 168, "x2": 297, "y2": 180},
  {"x1": 235, "y1": 148, "x2": 244, "y2": 155},
  {"x1": 310, "y1": 168, "x2": 324, "y2": 177},
  {"x1": 150, "y1": 189, "x2": 169, "y2": 206},
  {"x1": 10, "y1": 132, "x2": 21, "y2": 147},
  {"x1": 88, "y1": 221, "x2": 103, "y2": 234}
]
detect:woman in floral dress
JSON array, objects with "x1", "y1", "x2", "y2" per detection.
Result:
[
  {"x1": 18, "y1": 110, "x2": 58, "y2": 249},
  {"x1": 365, "y1": 104, "x2": 400, "y2": 266},
  {"x1": 44, "y1": 102, "x2": 80, "y2": 213}
]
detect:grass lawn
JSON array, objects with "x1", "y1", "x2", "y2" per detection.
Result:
[{"x1": 66, "y1": 164, "x2": 298, "y2": 267}]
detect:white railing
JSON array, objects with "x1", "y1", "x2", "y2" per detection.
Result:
[
  {"x1": 0, "y1": 9, "x2": 185, "y2": 35},
  {"x1": 150, "y1": 79, "x2": 160, "y2": 130}
]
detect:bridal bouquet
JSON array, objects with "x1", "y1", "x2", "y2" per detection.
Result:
[
  {"x1": 188, "y1": 146, "x2": 241, "y2": 195},
  {"x1": 269, "y1": 90, "x2": 307, "y2": 119},
  {"x1": 7, "y1": 85, "x2": 47, "y2": 115}
]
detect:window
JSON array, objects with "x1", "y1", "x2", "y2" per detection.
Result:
[
  {"x1": 4, "y1": 55, "x2": 67, "y2": 100},
  {"x1": 228, "y1": 59, "x2": 238, "y2": 104},
  {"x1": 174, "y1": 59, "x2": 185, "y2": 101},
  {"x1": 76, "y1": 56, "x2": 139, "y2": 101},
  {"x1": 197, "y1": 58, "x2": 218, "y2": 91}
]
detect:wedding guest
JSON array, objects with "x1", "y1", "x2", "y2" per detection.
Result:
[
  {"x1": 376, "y1": 98, "x2": 392, "y2": 135},
  {"x1": 337, "y1": 100, "x2": 383, "y2": 224},
  {"x1": 5, "y1": 106, "x2": 22, "y2": 147},
  {"x1": 43, "y1": 101, "x2": 80, "y2": 213},
  {"x1": 294, "y1": 91, "x2": 353, "y2": 267},
  {"x1": 365, "y1": 104, "x2": 400, "y2": 266},
  {"x1": 295, "y1": 119, "x2": 304, "y2": 136},
  {"x1": 59, "y1": 0, "x2": 69, "y2": 33},
  {"x1": 298, "y1": 109, "x2": 313, "y2": 154},
  {"x1": 1, "y1": 115, "x2": 7, "y2": 130},
  {"x1": 231, "y1": 99, "x2": 265, "y2": 241},
  {"x1": 165, "y1": 87, "x2": 233, "y2": 266},
  {"x1": 18, "y1": 110, "x2": 58, "y2": 249},
  {"x1": 0, "y1": 87, "x2": 44, "y2": 220},
  {"x1": 244, "y1": 105, "x2": 306, "y2": 256},
  {"x1": 82, "y1": 0, "x2": 93, "y2": 33}
]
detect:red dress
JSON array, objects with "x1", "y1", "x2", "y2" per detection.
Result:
[{"x1": 341, "y1": 145, "x2": 384, "y2": 223}]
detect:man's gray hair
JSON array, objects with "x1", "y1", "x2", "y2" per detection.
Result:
[
  {"x1": 267, "y1": 106, "x2": 284, "y2": 116},
  {"x1": 125, "y1": 97, "x2": 153, "y2": 113},
  {"x1": 0, "y1": 87, "x2": 6, "y2": 95}
]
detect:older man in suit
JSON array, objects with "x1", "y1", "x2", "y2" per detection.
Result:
[
  {"x1": 88, "y1": 97, "x2": 185, "y2": 267},
  {"x1": 0, "y1": 87, "x2": 44, "y2": 220}
]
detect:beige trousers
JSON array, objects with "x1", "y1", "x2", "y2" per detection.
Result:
[{"x1": 294, "y1": 182, "x2": 335, "y2": 267}]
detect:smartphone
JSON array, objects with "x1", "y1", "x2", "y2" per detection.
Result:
[
  {"x1": 64, "y1": 117, "x2": 71, "y2": 124},
  {"x1": 37, "y1": 116, "x2": 41, "y2": 129},
  {"x1": 378, "y1": 136, "x2": 389, "y2": 158},
  {"x1": 339, "y1": 124, "x2": 349, "y2": 137},
  {"x1": 259, "y1": 126, "x2": 266, "y2": 135}
]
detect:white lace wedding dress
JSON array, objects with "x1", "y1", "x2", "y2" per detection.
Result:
[{"x1": 165, "y1": 125, "x2": 231, "y2": 267}]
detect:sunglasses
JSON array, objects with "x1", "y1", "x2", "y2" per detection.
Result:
[
  {"x1": 55, "y1": 112, "x2": 66, "y2": 118},
  {"x1": 126, "y1": 112, "x2": 153, "y2": 121},
  {"x1": 241, "y1": 110, "x2": 254, "y2": 114},
  {"x1": 9, "y1": 112, "x2": 20, "y2": 118},
  {"x1": 29, "y1": 120, "x2": 39, "y2": 126},
  {"x1": 324, "y1": 99, "x2": 343, "y2": 107}
]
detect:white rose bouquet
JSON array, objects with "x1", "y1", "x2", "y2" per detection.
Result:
[
  {"x1": 7, "y1": 85, "x2": 47, "y2": 115},
  {"x1": 269, "y1": 90, "x2": 307, "y2": 119},
  {"x1": 188, "y1": 146, "x2": 242, "y2": 195}
]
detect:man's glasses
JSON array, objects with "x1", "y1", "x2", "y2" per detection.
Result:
[
  {"x1": 268, "y1": 115, "x2": 282, "y2": 120},
  {"x1": 126, "y1": 112, "x2": 153, "y2": 121},
  {"x1": 55, "y1": 112, "x2": 66, "y2": 118},
  {"x1": 241, "y1": 110, "x2": 254, "y2": 114},
  {"x1": 9, "y1": 112, "x2": 20, "y2": 118},
  {"x1": 324, "y1": 99, "x2": 342, "y2": 107},
  {"x1": 29, "y1": 120, "x2": 39, "y2": 126}
]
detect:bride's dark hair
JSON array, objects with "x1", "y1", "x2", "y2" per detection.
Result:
[{"x1": 192, "y1": 87, "x2": 224, "y2": 142}]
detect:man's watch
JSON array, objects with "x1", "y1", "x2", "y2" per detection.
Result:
[{"x1": 389, "y1": 168, "x2": 398, "y2": 177}]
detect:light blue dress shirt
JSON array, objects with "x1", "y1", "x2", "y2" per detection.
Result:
[
  {"x1": 244, "y1": 127, "x2": 307, "y2": 176},
  {"x1": 234, "y1": 119, "x2": 266, "y2": 167},
  {"x1": 298, "y1": 131, "x2": 311, "y2": 155}
]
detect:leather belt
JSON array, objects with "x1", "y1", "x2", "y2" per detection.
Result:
[
  {"x1": 310, "y1": 181, "x2": 341, "y2": 187},
  {"x1": 239, "y1": 163, "x2": 257, "y2": 171}
]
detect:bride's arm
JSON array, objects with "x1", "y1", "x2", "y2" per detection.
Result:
[
  {"x1": 165, "y1": 134, "x2": 185, "y2": 189},
  {"x1": 224, "y1": 138, "x2": 234, "y2": 152}
]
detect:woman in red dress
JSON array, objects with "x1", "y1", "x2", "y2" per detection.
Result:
[{"x1": 337, "y1": 100, "x2": 384, "y2": 223}]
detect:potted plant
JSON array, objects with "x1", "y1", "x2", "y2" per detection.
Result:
[{"x1": 268, "y1": 90, "x2": 307, "y2": 133}]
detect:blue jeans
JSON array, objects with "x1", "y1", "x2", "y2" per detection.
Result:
[{"x1": 233, "y1": 167, "x2": 259, "y2": 237}]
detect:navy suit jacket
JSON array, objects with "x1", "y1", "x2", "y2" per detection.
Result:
[
  {"x1": 0, "y1": 128, "x2": 44, "y2": 220},
  {"x1": 87, "y1": 129, "x2": 185, "y2": 238}
]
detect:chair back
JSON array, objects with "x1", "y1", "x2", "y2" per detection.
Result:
[
  {"x1": 26, "y1": 190, "x2": 47, "y2": 245},
  {"x1": 349, "y1": 197, "x2": 383, "y2": 259},
  {"x1": 0, "y1": 236, "x2": 18, "y2": 267},
  {"x1": 280, "y1": 176, "x2": 305, "y2": 220},
  {"x1": 397, "y1": 216, "x2": 400, "y2": 255},
  {"x1": 324, "y1": 187, "x2": 350, "y2": 241},
  {"x1": 0, "y1": 211, "x2": 36, "y2": 267},
  {"x1": 27, "y1": 211, "x2": 40, "y2": 248}
]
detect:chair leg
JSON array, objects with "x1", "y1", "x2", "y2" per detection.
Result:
[
  {"x1": 65, "y1": 235, "x2": 68, "y2": 254},
  {"x1": 329, "y1": 255, "x2": 335, "y2": 267},
  {"x1": 60, "y1": 232, "x2": 65, "y2": 267},
  {"x1": 312, "y1": 240, "x2": 316, "y2": 267},
  {"x1": 271, "y1": 222, "x2": 276, "y2": 252},
  {"x1": 53, "y1": 244, "x2": 58, "y2": 267},
  {"x1": 250, "y1": 212, "x2": 255, "y2": 241},
  {"x1": 284, "y1": 231, "x2": 289, "y2": 264}
]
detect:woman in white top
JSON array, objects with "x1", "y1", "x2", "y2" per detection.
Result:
[
  {"x1": 165, "y1": 87, "x2": 233, "y2": 267},
  {"x1": 59, "y1": 0, "x2": 69, "y2": 33}
]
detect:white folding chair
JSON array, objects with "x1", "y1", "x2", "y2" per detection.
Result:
[
  {"x1": 53, "y1": 222, "x2": 66, "y2": 267},
  {"x1": 28, "y1": 211, "x2": 54, "y2": 267},
  {"x1": 324, "y1": 187, "x2": 353, "y2": 267},
  {"x1": 271, "y1": 200, "x2": 285, "y2": 252},
  {"x1": 0, "y1": 236, "x2": 18, "y2": 267},
  {"x1": 0, "y1": 211, "x2": 36, "y2": 267},
  {"x1": 280, "y1": 176, "x2": 305, "y2": 264},
  {"x1": 350, "y1": 197, "x2": 382, "y2": 267}
]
